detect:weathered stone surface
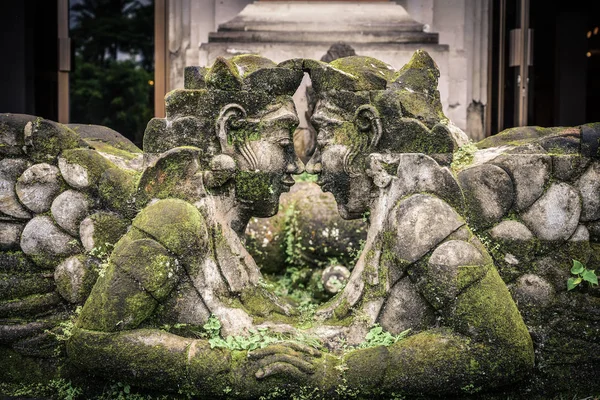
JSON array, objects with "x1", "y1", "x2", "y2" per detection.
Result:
[
  {"x1": 25, "y1": 118, "x2": 82, "y2": 163},
  {"x1": 378, "y1": 277, "x2": 434, "y2": 334},
  {"x1": 575, "y1": 161, "x2": 600, "y2": 221},
  {"x1": 15, "y1": 163, "x2": 63, "y2": 214},
  {"x1": 522, "y1": 182, "x2": 581, "y2": 242},
  {"x1": 54, "y1": 255, "x2": 98, "y2": 303},
  {"x1": 0, "y1": 222, "x2": 24, "y2": 250},
  {"x1": 458, "y1": 164, "x2": 513, "y2": 228},
  {"x1": 418, "y1": 240, "x2": 487, "y2": 308},
  {"x1": 20, "y1": 216, "x2": 80, "y2": 265},
  {"x1": 588, "y1": 220, "x2": 600, "y2": 242},
  {"x1": 0, "y1": 158, "x2": 31, "y2": 218},
  {"x1": 80, "y1": 212, "x2": 130, "y2": 253},
  {"x1": 51, "y1": 190, "x2": 90, "y2": 236},
  {"x1": 0, "y1": 321, "x2": 53, "y2": 343},
  {"x1": 387, "y1": 194, "x2": 464, "y2": 263},
  {"x1": 5, "y1": 53, "x2": 598, "y2": 399},
  {"x1": 58, "y1": 148, "x2": 117, "y2": 190},
  {"x1": 511, "y1": 274, "x2": 555, "y2": 309},
  {"x1": 492, "y1": 154, "x2": 551, "y2": 211},
  {"x1": 552, "y1": 154, "x2": 589, "y2": 181},
  {"x1": 393, "y1": 153, "x2": 463, "y2": 209},
  {"x1": 58, "y1": 157, "x2": 89, "y2": 189},
  {"x1": 67, "y1": 123, "x2": 142, "y2": 154},
  {"x1": 489, "y1": 220, "x2": 534, "y2": 241},
  {"x1": 0, "y1": 292, "x2": 63, "y2": 318},
  {"x1": 0, "y1": 272, "x2": 55, "y2": 301},
  {"x1": 0, "y1": 114, "x2": 37, "y2": 156},
  {"x1": 569, "y1": 224, "x2": 590, "y2": 242}
]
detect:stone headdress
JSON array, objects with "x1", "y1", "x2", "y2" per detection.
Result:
[
  {"x1": 143, "y1": 54, "x2": 304, "y2": 156},
  {"x1": 302, "y1": 50, "x2": 468, "y2": 157}
]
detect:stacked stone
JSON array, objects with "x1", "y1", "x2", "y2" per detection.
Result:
[
  {"x1": 0, "y1": 114, "x2": 140, "y2": 366},
  {"x1": 454, "y1": 124, "x2": 600, "y2": 393}
]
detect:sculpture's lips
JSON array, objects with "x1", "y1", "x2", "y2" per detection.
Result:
[{"x1": 281, "y1": 175, "x2": 295, "y2": 191}]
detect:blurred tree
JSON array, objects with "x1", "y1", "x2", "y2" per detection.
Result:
[{"x1": 70, "y1": 0, "x2": 154, "y2": 146}]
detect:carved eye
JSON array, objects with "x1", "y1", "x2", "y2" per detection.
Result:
[{"x1": 278, "y1": 138, "x2": 293, "y2": 147}]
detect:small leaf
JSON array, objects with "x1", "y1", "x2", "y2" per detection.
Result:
[
  {"x1": 582, "y1": 269, "x2": 598, "y2": 285},
  {"x1": 571, "y1": 260, "x2": 585, "y2": 275},
  {"x1": 567, "y1": 277, "x2": 582, "y2": 291},
  {"x1": 124, "y1": 385, "x2": 130, "y2": 394}
]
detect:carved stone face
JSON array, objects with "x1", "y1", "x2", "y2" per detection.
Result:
[
  {"x1": 306, "y1": 97, "x2": 374, "y2": 220},
  {"x1": 233, "y1": 98, "x2": 303, "y2": 217}
]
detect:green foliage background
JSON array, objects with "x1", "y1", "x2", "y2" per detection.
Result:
[{"x1": 70, "y1": 0, "x2": 154, "y2": 146}]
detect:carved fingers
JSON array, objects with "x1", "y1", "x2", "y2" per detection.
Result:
[{"x1": 248, "y1": 342, "x2": 321, "y2": 380}]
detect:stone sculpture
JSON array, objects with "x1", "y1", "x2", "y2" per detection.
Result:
[{"x1": 0, "y1": 51, "x2": 598, "y2": 399}]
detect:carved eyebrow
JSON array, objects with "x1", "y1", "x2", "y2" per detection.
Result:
[
  {"x1": 311, "y1": 112, "x2": 342, "y2": 127},
  {"x1": 262, "y1": 107, "x2": 300, "y2": 125}
]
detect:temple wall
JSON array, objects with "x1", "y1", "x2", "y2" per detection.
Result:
[{"x1": 167, "y1": 0, "x2": 490, "y2": 138}]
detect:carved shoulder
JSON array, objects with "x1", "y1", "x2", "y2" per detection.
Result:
[
  {"x1": 385, "y1": 193, "x2": 465, "y2": 265},
  {"x1": 409, "y1": 239, "x2": 490, "y2": 310},
  {"x1": 131, "y1": 198, "x2": 210, "y2": 259}
]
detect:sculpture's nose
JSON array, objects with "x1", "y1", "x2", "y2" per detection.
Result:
[
  {"x1": 288, "y1": 156, "x2": 304, "y2": 175},
  {"x1": 305, "y1": 148, "x2": 322, "y2": 174}
]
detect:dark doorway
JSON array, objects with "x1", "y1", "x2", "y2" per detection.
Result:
[
  {"x1": 490, "y1": 0, "x2": 600, "y2": 133},
  {"x1": 0, "y1": 1, "x2": 59, "y2": 120}
]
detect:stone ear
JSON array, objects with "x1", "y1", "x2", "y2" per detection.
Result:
[
  {"x1": 353, "y1": 105, "x2": 382, "y2": 151},
  {"x1": 216, "y1": 104, "x2": 247, "y2": 153}
]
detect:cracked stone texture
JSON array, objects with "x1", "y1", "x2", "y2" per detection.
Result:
[
  {"x1": 0, "y1": 158, "x2": 31, "y2": 218},
  {"x1": 387, "y1": 194, "x2": 464, "y2": 263},
  {"x1": 491, "y1": 154, "x2": 551, "y2": 211},
  {"x1": 575, "y1": 162, "x2": 600, "y2": 222},
  {"x1": 521, "y1": 182, "x2": 581, "y2": 242},
  {"x1": 458, "y1": 163, "x2": 514, "y2": 229},
  {"x1": 20, "y1": 216, "x2": 80, "y2": 262},
  {"x1": 51, "y1": 190, "x2": 90, "y2": 236}
]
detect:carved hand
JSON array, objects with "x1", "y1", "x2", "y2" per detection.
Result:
[{"x1": 248, "y1": 342, "x2": 321, "y2": 380}]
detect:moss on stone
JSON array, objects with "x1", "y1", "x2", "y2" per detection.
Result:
[
  {"x1": 111, "y1": 238, "x2": 177, "y2": 299},
  {"x1": 77, "y1": 261, "x2": 157, "y2": 331},
  {"x1": 136, "y1": 147, "x2": 204, "y2": 205},
  {"x1": 132, "y1": 198, "x2": 208, "y2": 259},
  {"x1": 0, "y1": 347, "x2": 58, "y2": 384},
  {"x1": 0, "y1": 251, "x2": 37, "y2": 273},
  {"x1": 29, "y1": 119, "x2": 82, "y2": 163},
  {"x1": 98, "y1": 167, "x2": 139, "y2": 216},
  {"x1": 0, "y1": 272, "x2": 55, "y2": 301},
  {"x1": 235, "y1": 170, "x2": 272, "y2": 203},
  {"x1": 85, "y1": 211, "x2": 130, "y2": 255},
  {"x1": 205, "y1": 57, "x2": 243, "y2": 91},
  {"x1": 0, "y1": 292, "x2": 62, "y2": 318},
  {"x1": 68, "y1": 328, "x2": 191, "y2": 391},
  {"x1": 84, "y1": 139, "x2": 141, "y2": 160},
  {"x1": 450, "y1": 267, "x2": 534, "y2": 375},
  {"x1": 60, "y1": 148, "x2": 117, "y2": 187}
]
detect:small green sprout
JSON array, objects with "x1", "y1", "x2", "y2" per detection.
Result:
[{"x1": 567, "y1": 259, "x2": 598, "y2": 291}]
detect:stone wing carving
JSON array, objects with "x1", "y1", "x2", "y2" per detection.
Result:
[{"x1": 0, "y1": 115, "x2": 142, "y2": 360}]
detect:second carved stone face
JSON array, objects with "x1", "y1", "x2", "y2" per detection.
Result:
[
  {"x1": 234, "y1": 98, "x2": 304, "y2": 218},
  {"x1": 307, "y1": 97, "x2": 374, "y2": 220}
]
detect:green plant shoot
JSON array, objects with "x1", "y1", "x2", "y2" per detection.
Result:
[{"x1": 567, "y1": 259, "x2": 598, "y2": 291}]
